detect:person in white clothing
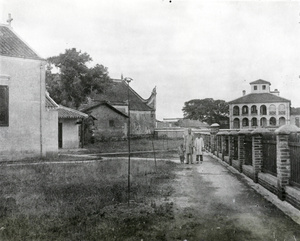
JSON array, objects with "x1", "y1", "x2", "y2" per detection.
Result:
[{"x1": 194, "y1": 134, "x2": 205, "y2": 163}]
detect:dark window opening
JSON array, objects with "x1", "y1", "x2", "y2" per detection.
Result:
[
  {"x1": 109, "y1": 120, "x2": 115, "y2": 127},
  {"x1": 0, "y1": 86, "x2": 9, "y2": 126}
]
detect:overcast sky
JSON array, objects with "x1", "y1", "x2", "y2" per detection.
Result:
[{"x1": 1, "y1": 0, "x2": 300, "y2": 120}]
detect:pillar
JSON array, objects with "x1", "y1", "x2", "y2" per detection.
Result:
[
  {"x1": 238, "y1": 134, "x2": 245, "y2": 173},
  {"x1": 275, "y1": 124, "x2": 300, "y2": 200},
  {"x1": 252, "y1": 134, "x2": 263, "y2": 183}
]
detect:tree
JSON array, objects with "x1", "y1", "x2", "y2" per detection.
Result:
[
  {"x1": 182, "y1": 98, "x2": 229, "y2": 126},
  {"x1": 46, "y1": 48, "x2": 111, "y2": 108}
]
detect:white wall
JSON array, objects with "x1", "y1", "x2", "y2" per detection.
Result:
[
  {"x1": 0, "y1": 56, "x2": 47, "y2": 160},
  {"x1": 60, "y1": 119, "x2": 80, "y2": 149}
]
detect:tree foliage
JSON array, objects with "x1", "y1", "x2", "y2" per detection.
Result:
[
  {"x1": 182, "y1": 98, "x2": 229, "y2": 125},
  {"x1": 46, "y1": 48, "x2": 111, "y2": 108}
]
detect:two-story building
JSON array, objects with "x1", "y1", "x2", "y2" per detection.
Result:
[{"x1": 228, "y1": 79, "x2": 290, "y2": 129}]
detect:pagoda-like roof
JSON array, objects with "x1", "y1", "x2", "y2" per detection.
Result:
[{"x1": 93, "y1": 79, "x2": 154, "y2": 111}]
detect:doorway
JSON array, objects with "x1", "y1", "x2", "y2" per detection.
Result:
[{"x1": 58, "y1": 122, "x2": 63, "y2": 148}]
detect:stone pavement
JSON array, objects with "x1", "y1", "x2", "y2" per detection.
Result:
[
  {"x1": 168, "y1": 152, "x2": 300, "y2": 241},
  {"x1": 172, "y1": 152, "x2": 300, "y2": 226}
]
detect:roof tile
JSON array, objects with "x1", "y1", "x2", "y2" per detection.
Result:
[
  {"x1": 0, "y1": 25, "x2": 42, "y2": 60},
  {"x1": 94, "y1": 80, "x2": 153, "y2": 111},
  {"x1": 229, "y1": 93, "x2": 290, "y2": 104},
  {"x1": 58, "y1": 105, "x2": 88, "y2": 119}
]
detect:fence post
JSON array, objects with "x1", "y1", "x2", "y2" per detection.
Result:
[
  {"x1": 238, "y1": 130, "x2": 250, "y2": 173},
  {"x1": 216, "y1": 135, "x2": 220, "y2": 157},
  {"x1": 274, "y1": 125, "x2": 300, "y2": 200},
  {"x1": 210, "y1": 123, "x2": 220, "y2": 155},
  {"x1": 229, "y1": 130, "x2": 238, "y2": 166},
  {"x1": 251, "y1": 128, "x2": 268, "y2": 183},
  {"x1": 228, "y1": 133, "x2": 232, "y2": 164},
  {"x1": 216, "y1": 133, "x2": 221, "y2": 158},
  {"x1": 218, "y1": 131, "x2": 229, "y2": 162}
]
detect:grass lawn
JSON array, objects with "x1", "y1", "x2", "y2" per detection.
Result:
[{"x1": 0, "y1": 152, "x2": 179, "y2": 240}]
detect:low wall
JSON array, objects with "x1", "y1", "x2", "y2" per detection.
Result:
[
  {"x1": 285, "y1": 186, "x2": 300, "y2": 210},
  {"x1": 257, "y1": 172, "x2": 278, "y2": 195},
  {"x1": 155, "y1": 128, "x2": 184, "y2": 139},
  {"x1": 242, "y1": 165, "x2": 254, "y2": 180}
]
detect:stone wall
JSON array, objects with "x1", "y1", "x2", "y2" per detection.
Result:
[{"x1": 208, "y1": 124, "x2": 300, "y2": 210}]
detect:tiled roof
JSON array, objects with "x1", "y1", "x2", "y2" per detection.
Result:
[
  {"x1": 58, "y1": 105, "x2": 88, "y2": 119},
  {"x1": 93, "y1": 79, "x2": 154, "y2": 111},
  {"x1": 228, "y1": 93, "x2": 290, "y2": 104},
  {"x1": 249, "y1": 79, "x2": 271, "y2": 85},
  {"x1": 45, "y1": 94, "x2": 58, "y2": 109},
  {"x1": 81, "y1": 101, "x2": 128, "y2": 118},
  {"x1": 0, "y1": 25, "x2": 42, "y2": 60}
]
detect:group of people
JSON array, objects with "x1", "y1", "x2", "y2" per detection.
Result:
[{"x1": 178, "y1": 128, "x2": 205, "y2": 164}]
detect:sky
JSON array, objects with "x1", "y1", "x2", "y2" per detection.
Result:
[{"x1": 1, "y1": 0, "x2": 300, "y2": 120}]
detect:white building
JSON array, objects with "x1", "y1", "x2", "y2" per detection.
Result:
[{"x1": 228, "y1": 79, "x2": 290, "y2": 129}]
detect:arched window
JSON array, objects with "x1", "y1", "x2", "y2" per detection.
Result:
[
  {"x1": 260, "y1": 117, "x2": 267, "y2": 127},
  {"x1": 251, "y1": 118, "x2": 257, "y2": 127},
  {"x1": 278, "y1": 104, "x2": 286, "y2": 115},
  {"x1": 260, "y1": 105, "x2": 267, "y2": 115},
  {"x1": 269, "y1": 104, "x2": 276, "y2": 115},
  {"x1": 233, "y1": 106, "x2": 240, "y2": 116},
  {"x1": 242, "y1": 118, "x2": 249, "y2": 127},
  {"x1": 242, "y1": 106, "x2": 249, "y2": 115},
  {"x1": 270, "y1": 117, "x2": 277, "y2": 126},
  {"x1": 279, "y1": 117, "x2": 286, "y2": 126},
  {"x1": 251, "y1": 105, "x2": 257, "y2": 115},
  {"x1": 233, "y1": 118, "x2": 240, "y2": 129}
]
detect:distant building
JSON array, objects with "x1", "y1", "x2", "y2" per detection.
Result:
[
  {"x1": 157, "y1": 118, "x2": 209, "y2": 129},
  {"x1": 176, "y1": 119, "x2": 210, "y2": 129},
  {"x1": 81, "y1": 101, "x2": 128, "y2": 140},
  {"x1": 84, "y1": 79, "x2": 156, "y2": 138},
  {"x1": 57, "y1": 105, "x2": 88, "y2": 149},
  {"x1": 228, "y1": 79, "x2": 290, "y2": 129},
  {"x1": 291, "y1": 107, "x2": 300, "y2": 128}
]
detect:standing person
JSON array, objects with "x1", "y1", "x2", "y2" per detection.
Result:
[
  {"x1": 177, "y1": 144, "x2": 185, "y2": 164},
  {"x1": 194, "y1": 134, "x2": 205, "y2": 164},
  {"x1": 184, "y1": 128, "x2": 194, "y2": 164}
]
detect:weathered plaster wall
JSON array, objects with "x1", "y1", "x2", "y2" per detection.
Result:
[
  {"x1": 0, "y1": 56, "x2": 57, "y2": 160},
  {"x1": 90, "y1": 105, "x2": 127, "y2": 140},
  {"x1": 130, "y1": 111, "x2": 155, "y2": 135},
  {"x1": 60, "y1": 119, "x2": 80, "y2": 149},
  {"x1": 44, "y1": 109, "x2": 58, "y2": 155}
]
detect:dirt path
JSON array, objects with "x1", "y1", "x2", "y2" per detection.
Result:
[{"x1": 167, "y1": 154, "x2": 300, "y2": 241}]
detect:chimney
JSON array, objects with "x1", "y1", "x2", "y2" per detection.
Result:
[
  {"x1": 271, "y1": 89, "x2": 280, "y2": 96},
  {"x1": 242, "y1": 90, "x2": 246, "y2": 96}
]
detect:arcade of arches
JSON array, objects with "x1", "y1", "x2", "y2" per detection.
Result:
[{"x1": 232, "y1": 104, "x2": 287, "y2": 129}]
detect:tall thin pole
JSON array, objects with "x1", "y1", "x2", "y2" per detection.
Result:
[
  {"x1": 151, "y1": 133, "x2": 157, "y2": 172},
  {"x1": 125, "y1": 77, "x2": 133, "y2": 206},
  {"x1": 127, "y1": 82, "x2": 130, "y2": 205}
]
